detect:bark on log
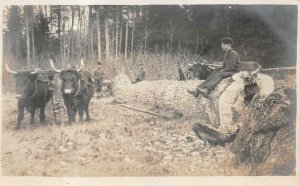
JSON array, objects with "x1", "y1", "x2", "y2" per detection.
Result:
[
  {"x1": 112, "y1": 73, "x2": 229, "y2": 124},
  {"x1": 112, "y1": 74, "x2": 205, "y2": 118},
  {"x1": 112, "y1": 72, "x2": 250, "y2": 128},
  {"x1": 230, "y1": 88, "x2": 296, "y2": 175},
  {"x1": 113, "y1": 72, "x2": 254, "y2": 128}
]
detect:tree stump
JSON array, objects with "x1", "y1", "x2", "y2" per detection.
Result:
[{"x1": 230, "y1": 89, "x2": 296, "y2": 175}]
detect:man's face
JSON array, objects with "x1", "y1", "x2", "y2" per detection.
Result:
[{"x1": 221, "y1": 43, "x2": 231, "y2": 51}]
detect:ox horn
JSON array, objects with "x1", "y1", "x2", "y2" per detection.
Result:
[
  {"x1": 50, "y1": 59, "x2": 61, "y2": 73},
  {"x1": 5, "y1": 64, "x2": 17, "y2": 74},
  {"x1": 77, "y1": 58, "x2": 84, "y2": 72}
]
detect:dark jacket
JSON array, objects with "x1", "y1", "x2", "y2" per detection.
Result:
[
  {"x1": 198, "y1": 48, "x2": 241, "y2": 91},
  {"x1": 220, "y1": 48, "x2": 240, "y2": 72}
]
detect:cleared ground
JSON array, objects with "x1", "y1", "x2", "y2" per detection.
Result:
[{"x1": 1, "y1": 93, "x2": 250, "y2": 176}]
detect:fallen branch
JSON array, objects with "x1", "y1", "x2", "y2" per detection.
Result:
[
  {"x1": 119, "y1": 104, "x2": 171, "y2": 119},
  {"x1": 261, "y1": 66, "x2": 296, "y2": 72}
]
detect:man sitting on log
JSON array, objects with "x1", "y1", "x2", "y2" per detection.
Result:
[
  {"x1": 187, "y1": 37, "x2": 240, "y2": 97},
  {"x1": 94, "y1": 61, "x2": 104, "y2": 98}
]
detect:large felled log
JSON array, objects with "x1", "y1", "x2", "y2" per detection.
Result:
[
  {"x1": 112, "y1": 74, "x2": 209, "y2": 119},
  {"x1": 112, "y1": 72, "x2": 253, "y2": 127}
]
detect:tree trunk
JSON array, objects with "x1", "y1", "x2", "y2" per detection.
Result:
[
  {"x1": 15, "y1": 38, "x2": 18, "y2": 64},
  {"x1": 62, "y1": 20, "x2": 66, "y2": 62},
  {"x1": 58, "y1": 6, "x2": 62, "y2": 61},
  {"x1": 119, "y1": 17, "x2": 123, "y2": 55},
  {"x1": 111, "y1": 22, "x2": 115, "y2": 58},
  {"x1": 31, "y1": 22, "x2": 35, "y2": 64},
  {"x1": 115, "y1": 8, "x2": 119, "y2": 57},
  {"x1": 130, "y1": 20, "x2": 135, "y2": 61},
  {"x1": 71, "y1": 5, "x2": 75, "y2": 30},
  {"x1": 196, "y1": 31, "x2": 199, "y2": 54},
  {"x1": 225, "y1": 6, "x2": 230, "y2": 37},
  {"x1": 83, "y1": 11, "x2": 89, "y2": 58},
  {"x1": 96, "y1": 7, "x2": 102, "y2": 62},
  {"x1": 169, "y1": 18, "x2": 173, "y2": 52},
  {"x1": 144, "y1": 10, "x2": 148, "y2": 54},
  {"x1": 77, "y1": 6, "x2": 82, "y2": 61},
  {"x1": 125, "y1": 18, "x2": 129, "y2": 62},
  {"x1": 88, "y1": 6, "x2": 93, "y2": 61},
  {"x1": 105, "y1": 16, "x2": 110, "y2": 59},
  {"x1": 24, "y1": 6, "x2": 31, "y2": 68},
  {"x1": 44, "y1": 5, "x2": 47, "y2": 17},
  {"x1": 70, "y1": 5, "x2": 75, "y2": 62}
]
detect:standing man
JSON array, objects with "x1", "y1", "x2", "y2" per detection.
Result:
[
  {"x1": 187, "y1": 37, "x2": 240, "y2": 97},
  {"x1": 133, "y1": 62, "x2": 146, "y2": 83},
  {"x1": 94, "y1": 61, "x2": 104, "y2": 98}
]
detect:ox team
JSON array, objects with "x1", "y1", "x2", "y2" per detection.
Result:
[{"x1": 6, "y1": 59, "x2": 96, "y2": 129}]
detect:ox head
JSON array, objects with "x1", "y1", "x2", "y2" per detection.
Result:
[
  {"x1": 5, "y1": 64, "x2": 40, "y2": 98},
  {"x1": 50, "y1": 59, "x2": 84, "y2": 95}
]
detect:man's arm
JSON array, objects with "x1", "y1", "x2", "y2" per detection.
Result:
[{"x1": 221, "y1": 52, "x2": 240, "y2": 72}]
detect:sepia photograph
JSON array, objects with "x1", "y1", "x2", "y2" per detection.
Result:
[{"x1": 0, "y1": 1, "x2": 298, "y2": 185}]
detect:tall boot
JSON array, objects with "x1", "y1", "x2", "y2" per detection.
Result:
[{"x1": 187, "y1": 88, "x2": 200, "y2": 97}]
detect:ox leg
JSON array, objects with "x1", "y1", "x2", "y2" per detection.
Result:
[
  {"x1": 78, "y1": 103, "x2": 86, "y2": 124},
  {"x1": 85, "y1": 101, "x2": 91, "y2": 122},
  {"x1": 30, "y1": 108, "x2": 36, "y2": 125},
  {"x1": 67, "y1": 107, "x2": 77, "y2": 124},
  {"x1": 16, "y1": 102, "x2": 24, "y2": 130},
  {"x1": 65, "y1": 106, "x2": 71, "y2": 124},
  {"x1": 39, "y1": 106, "x2": 46, "y2": 125},
  {"x1": 73, "y1": 108, "x2": 77, "y2": 123}
]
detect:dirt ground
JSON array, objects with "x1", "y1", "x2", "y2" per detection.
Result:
[{"x1": 1, "y1": 92, "x2": 252, "y2": 177}]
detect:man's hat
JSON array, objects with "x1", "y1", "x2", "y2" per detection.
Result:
[{"x1": 220, "y1": 37, "x2": 233, "y2": 45}]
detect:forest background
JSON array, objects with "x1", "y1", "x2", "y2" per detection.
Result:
[{"x1": 2, "y1": 5, "x2": 297, "y2": 90}]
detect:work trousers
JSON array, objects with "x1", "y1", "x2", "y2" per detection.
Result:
[{"x1": 197, "y1": 71, "x2": 236, "y2": 91}]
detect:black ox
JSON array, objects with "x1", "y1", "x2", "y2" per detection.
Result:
[
  {"x1": 50, "y1": 59, "x2": 94, "y2": 124},
  {"x1": 5, "y1": 64, "x2": 54, "y2": 130}
]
